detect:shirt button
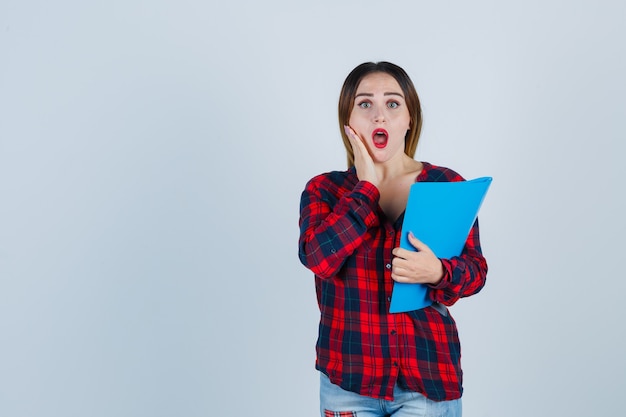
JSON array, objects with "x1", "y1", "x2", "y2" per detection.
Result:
[
  {"x1": 390, "y1": 330, "x2": 397, "y2": 336},
  {"x1": 385, "y1": 263, "x2": 391, "y2": 269}
]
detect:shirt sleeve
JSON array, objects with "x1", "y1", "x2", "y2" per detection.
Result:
[
  {"x1": 298, "y1": 177, "x2": 380, "y2": 279},
  {"x1": 428, "y1": 219, "x2": 488, "y2": 306}
]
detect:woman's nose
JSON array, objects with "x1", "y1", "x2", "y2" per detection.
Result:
[{"x1": 373, "y1": 108, "x2": 386, "y2": 123}]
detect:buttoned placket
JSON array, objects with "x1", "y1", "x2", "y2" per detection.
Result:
[{"x1": 383, "y1": 221, "x2": 401, "y2": 394}]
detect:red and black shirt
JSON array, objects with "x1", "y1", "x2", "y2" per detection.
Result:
[{"x1": 298, "y1": 162, "x2": 488, "y2": 401}]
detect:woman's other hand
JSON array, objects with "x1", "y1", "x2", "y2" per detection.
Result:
[
  {"x1": 344, "y1": 125, "x2": 379, "y2": 187},
  {"x1": 391, "y1": 232, "x2": 444, "y2": 285}
]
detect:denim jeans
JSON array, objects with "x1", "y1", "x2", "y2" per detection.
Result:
[{"x1": 320, "y1": 372, "x2": 462, "y2": 417}]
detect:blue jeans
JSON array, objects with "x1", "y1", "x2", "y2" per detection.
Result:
[{"x1": 320, "y1": 372, "x2": 462, "y2": 417}]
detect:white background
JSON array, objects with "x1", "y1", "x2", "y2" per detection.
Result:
[{"x1": 1, "y1": 1, "x2": 625, "y2": 416}]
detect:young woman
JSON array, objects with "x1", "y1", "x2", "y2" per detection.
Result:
[{"x1": 298, "y1": 62, "x2": 488, "y2": 417}]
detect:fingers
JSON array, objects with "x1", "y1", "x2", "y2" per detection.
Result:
[
  {"x1": 344, "y1": 125, "x2": 378, "y2": 186},
  {"x1": 344, "y1": 124, "x2": 356, "y2": 140},
  {"x1": 391, "y1": 258, "x2": 408, "y2": 274},
  {"x1": 391, "y1": 235, "x2": 442, "y2": 284},
  {"x1": 392, "y1": 247, "x2": 408, "y2": 259},
  {"x1": 390, "y1": 255, "x2": 440, "y2": 285},
  {"x1": 407, "y1": 232, "x2": 428, "y2": 251},
  {"x1": 392, "y1": 234, "x2": 429, "y2": 259},
  {"x1": 390, "y1": 258, "x2": 416, "y2": 283},
  {"x1": 344, "y1": 125, "x2": 368, "y2": 157}
]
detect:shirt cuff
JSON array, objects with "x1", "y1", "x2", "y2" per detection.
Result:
[
  {"x1": 428, "y1": 259, "x2": 452, "y2": 289},
  {"x1": 352, "y1": 180, "x2": 380, "y2": 203}
]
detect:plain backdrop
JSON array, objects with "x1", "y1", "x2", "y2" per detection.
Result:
[{"x1": 1, "y1": 1, "x2": 625, "y2": 416}]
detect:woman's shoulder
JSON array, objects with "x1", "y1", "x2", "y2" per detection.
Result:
[
  {"x1": 419, "y1": 161, "x2": 465, "y2": 182},
  {"x1": 305, "y1": 167, "x2": 358, "y2": 189}
]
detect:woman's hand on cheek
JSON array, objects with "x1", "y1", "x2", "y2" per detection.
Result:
[
  {"x1": 344, "y1": 125, "x2": 379, "y2": 187},
  {"x1": 391, "y1": 232, "x2": 444, "y2": 285}
]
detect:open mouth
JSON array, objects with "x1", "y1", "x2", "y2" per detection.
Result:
[{"x1": 372, "y1": 129, "x2": 389, "y2": 149}]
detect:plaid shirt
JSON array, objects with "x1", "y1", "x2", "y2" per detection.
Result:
[{"x1": 298, "y1": 162, "x2": 488, "y2": 401}]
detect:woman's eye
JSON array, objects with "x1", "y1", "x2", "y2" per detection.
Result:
[
  {"x1": 388, "y1": 101, "x2": 399, "y2": 109},
  {"x1": 358, "y1": 102, "x2": 371, "y2": 109}
]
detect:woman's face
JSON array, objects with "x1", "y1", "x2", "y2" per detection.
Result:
[{"x1": 348, "y1": 72, "x2": 411, "y2": 163}]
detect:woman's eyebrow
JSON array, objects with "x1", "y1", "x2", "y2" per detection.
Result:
[
  {"x1": 355, "y1": 92, "x2": 404, "y2": 98},
  {"x1": 384, "y1": 92, "x2": 404, "y2": 98}
]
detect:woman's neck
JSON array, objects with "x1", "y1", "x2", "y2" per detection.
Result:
[{"x1": 374, "y1": 154, "x2": 422, "y2": 182}]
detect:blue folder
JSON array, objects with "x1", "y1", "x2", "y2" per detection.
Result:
[{"x1": 389, "y1": 177, "x2": 492, "y2": 313}]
